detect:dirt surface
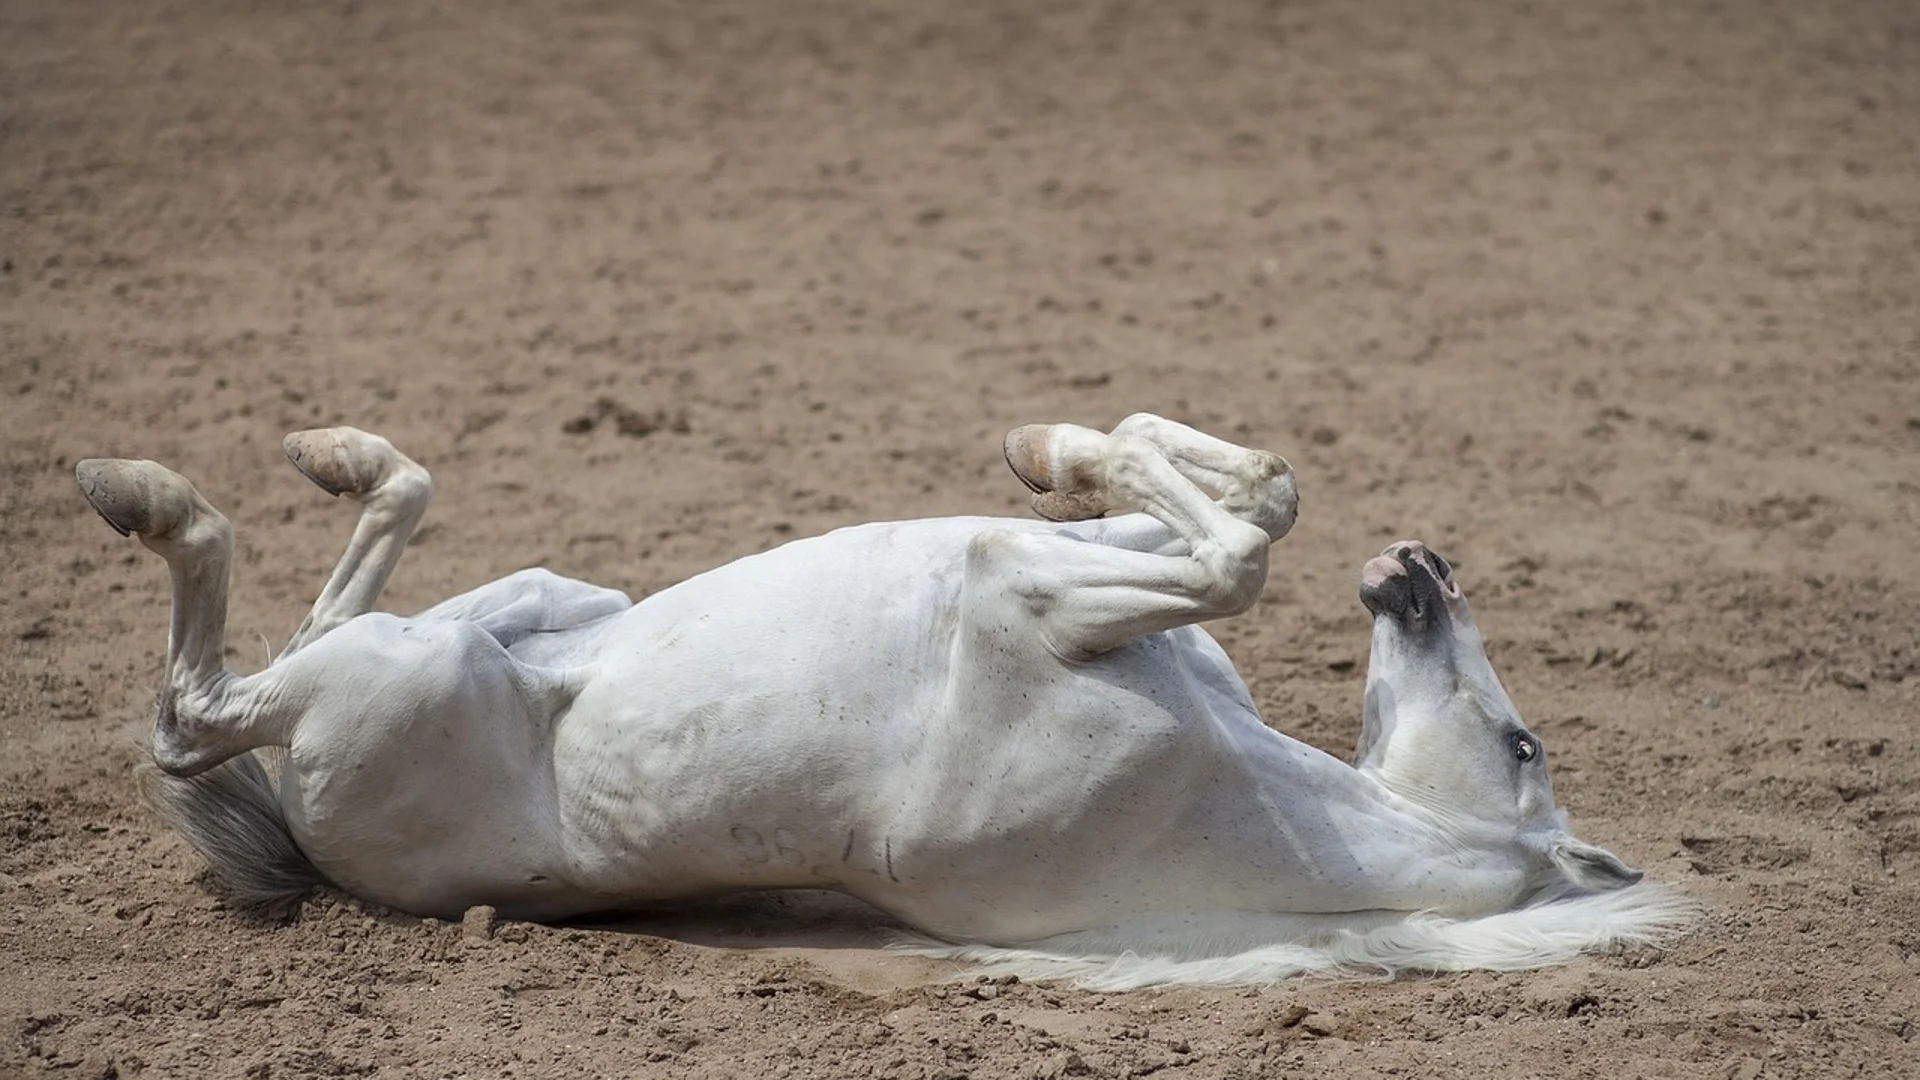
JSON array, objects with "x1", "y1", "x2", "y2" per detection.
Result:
[{"x1": 4, "y1": 0, "x2": 1918, "y2": 1076}]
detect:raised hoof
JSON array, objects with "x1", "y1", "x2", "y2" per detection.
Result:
[
  {"x1": 283, "y1": 427, "x2": 399, "y2": 499},
  {"x1": 74, "y1": 459, "x2": 197, "y2": 538},
  {"x1": 1005, "y1": 425, "x2": 1109, "y2": 521},
  {"x1": 1003, "y1": 424, "x2": 1056, "y2": 496}
]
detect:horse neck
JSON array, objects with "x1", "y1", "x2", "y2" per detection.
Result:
[{"x1": 1236, "y1": 731, "x2": 1537, "y2": 915}]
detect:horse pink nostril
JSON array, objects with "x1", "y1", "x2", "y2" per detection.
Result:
[{"x1": 1360, "y1": 555, "x2": 1407, "y2": 590}]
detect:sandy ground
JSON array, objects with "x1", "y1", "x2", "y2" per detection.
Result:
[{"x1": 4, "y1": 0, "x2": 1919, "y2": 1076}]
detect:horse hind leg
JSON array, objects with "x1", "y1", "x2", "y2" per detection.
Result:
[
  {"x1": 77, "y1": 455, "x2": 330, "y2": 908},
  {"x1": 278, "y1": 427, "x2": 433, "y2": 658},
  {"x1": 77, "y1": 457, "x2": 230, "y2": 678},
  {"x1": 76, "y1": 457, "x2": 289, "y2": 776}
]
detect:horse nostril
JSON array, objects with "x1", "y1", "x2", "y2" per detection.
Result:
[{"x1": 1431, "y1": 552, "x2": 1452, "y2": 579}]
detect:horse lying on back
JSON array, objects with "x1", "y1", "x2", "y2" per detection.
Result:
[{"x1": 76, "y1": 413, "x2": 1690, "y2": 988}]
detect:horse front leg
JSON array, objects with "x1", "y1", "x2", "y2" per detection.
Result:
[
  {"x1": 1107, "y1": 412, "x2": 1299, "y2": 544},
  {"x1": 1005, "y1": 411, "x2": 1298, "y2": 561},
  {"x1": 982, "y1": 421, "x2": 1296, "y2": 658}
]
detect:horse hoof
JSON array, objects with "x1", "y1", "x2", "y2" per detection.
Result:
[
  {"x1": 74, "y1": 459, "x2": 195, "y2": 538},
  {"x1": 284, "y1": 427, "x2": 395, "y2": 499},
  {"x1": 1006, "y1": 425, "x2": 1110, "y2": 520},
  {"x1": 1008, "y1": 423, "x2": 1075, "y2": 493}
]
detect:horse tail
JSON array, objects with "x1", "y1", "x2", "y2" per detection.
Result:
[{"x1": 138, "y1": 747, "x2": 328, "y2": 913}]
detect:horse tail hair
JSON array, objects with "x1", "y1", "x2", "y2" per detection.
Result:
[{"x1": 137, "y1": 747, "x2": 328, "y2": 914}]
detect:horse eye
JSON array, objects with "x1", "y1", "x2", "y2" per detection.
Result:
[{"x1": 1511, "y1": 733, "x2": 1537, "y2": 763}]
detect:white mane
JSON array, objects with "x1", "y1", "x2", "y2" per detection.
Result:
[{"x1": 893, "y1": 887, "x2": 1699, "y2": 990}]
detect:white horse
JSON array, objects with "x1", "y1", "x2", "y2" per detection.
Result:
[{"x1": 75, "y1": 414, "x2": 1689, "y2": 988}]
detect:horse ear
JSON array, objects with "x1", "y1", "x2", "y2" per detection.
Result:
[{"x1": 1550, "y1": 835, "x2": 1644, "y2": 892}]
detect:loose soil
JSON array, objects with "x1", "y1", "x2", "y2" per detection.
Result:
[{"x1": 3, "y1": 0, "x2": 1917, "y2": 1076}]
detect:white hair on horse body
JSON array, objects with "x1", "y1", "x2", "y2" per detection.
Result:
[
  {"x1": 892, "y1": 887, "x2": 1700, "y2": 990},
  {"x1": 135, "y1": 734, "x2": 1701, "y2": 986},
  {"x1": 80, "y1": 416, "x2": 1695, "y2": 987},
  {"x1": 139, "y1": 734, "x2": 1698, "y2": 985}
]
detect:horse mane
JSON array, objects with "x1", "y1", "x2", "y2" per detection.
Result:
[{"x1": 889, "y1": 885, "x2": 1700, "y2": 990}]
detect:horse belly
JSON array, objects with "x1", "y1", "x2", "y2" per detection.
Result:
[
  {"x1": 547, "y1": 521, "x2": 979, "y2": 898},
  {"x1": 539, "y1": 518, "x2": 1305, "y2": 931}
]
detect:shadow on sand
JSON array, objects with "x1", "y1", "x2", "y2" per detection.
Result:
[{"x1": 567, "y1": 889, "x2": 969, "y2": 994}]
